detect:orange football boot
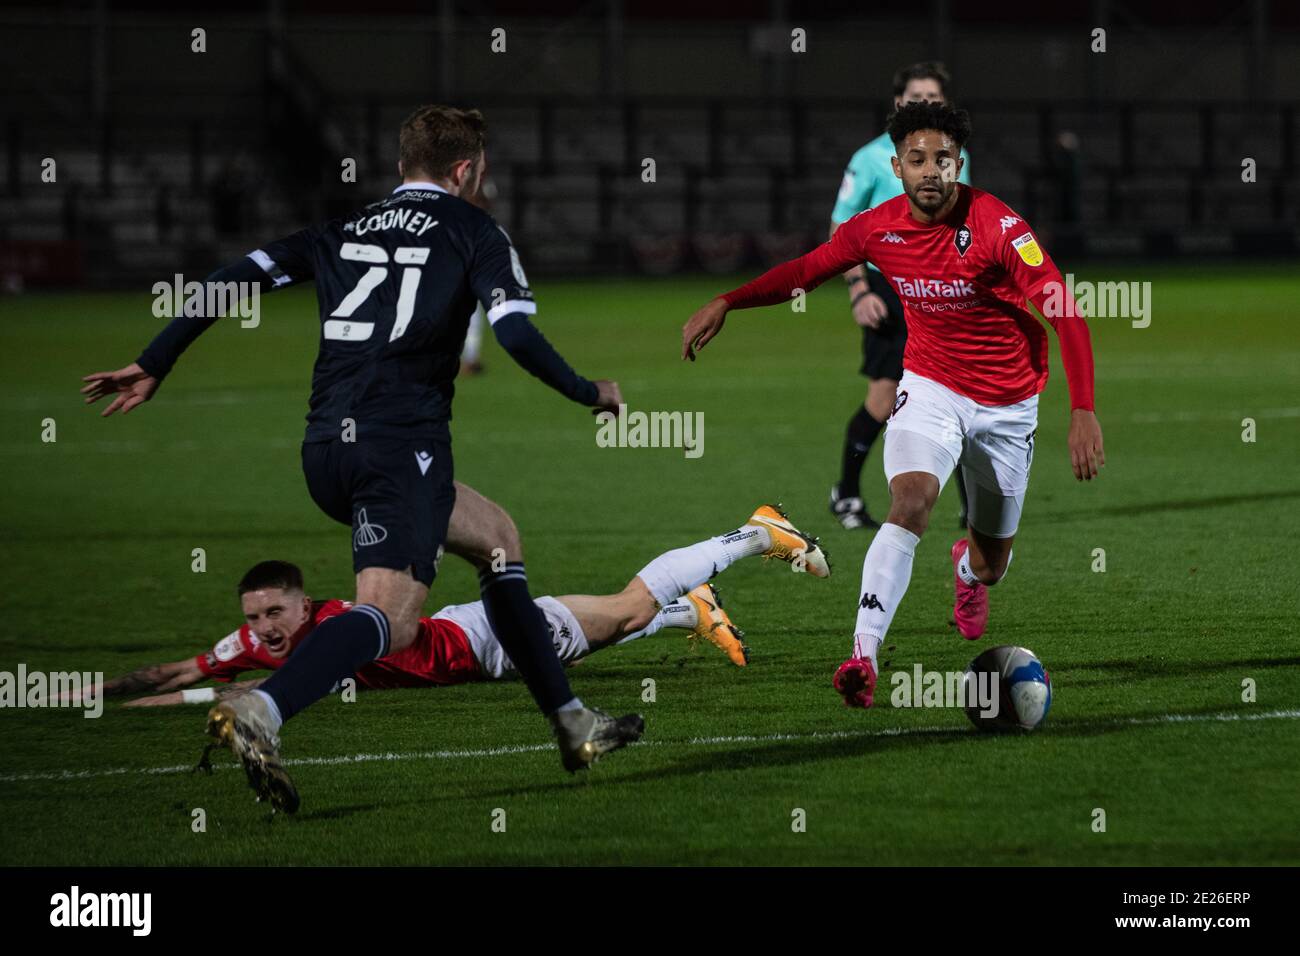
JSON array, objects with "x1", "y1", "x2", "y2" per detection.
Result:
[
  {"x1": 747, "y1": 503, "x2": 832, "y2": 578},
  {"x1": 683, "y1": 583, "x2": 749, "y2": 666}
]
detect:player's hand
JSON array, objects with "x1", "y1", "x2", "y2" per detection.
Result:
[
  {"x1": 591, "y1": 379, "x2": 623, "y2": 416},
  {"x1": 852, "y1": 292, "x2": 889, "y2": 329},
  {"x1": 81, "y1": 363, "x2": 159, "y2": 417},
  {"x1": 682, "y1": 297, "x2": 729, "y2": 361},
  {"x1": 1068, "y1": 409, "x2": 1105, "y2": 481}
]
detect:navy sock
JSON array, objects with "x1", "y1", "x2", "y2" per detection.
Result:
[
  {"x1": 259, "y1": 605, "x2": 390, "y2": 724},
  {"x1": 479, "y1": 563, "x2": 575, "y2": 714},
  {"x1": 839, "y1": 405, "x2": 885, "y2": 500}
]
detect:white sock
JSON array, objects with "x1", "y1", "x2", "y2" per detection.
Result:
[
  {"x1": 956, "y1": 549, "x2": 979, "y2": 586},
  {"x1": 616, "y1": 599, "x2": 697, "y2": 645},
  {"x1": 957, "y1": 547, "x2": 1012, "y2": 586},
  {"x1": 555, "y1": 697, "x2": 585, "y2": 713},
  {"x1": 635, "y1": 526, "x2": 772, "y2": 606},
  {"x1": 851, "y1": 522, "x2": 920, "y2": 664},
  {"x1": 855, "y1": 634, "x2": 884, "y2": 666},
  {"x1": 251, "y1": 689, "x2": 284, "y2": 734},
  {"x1": 716, "y1": 524, "x2": 772, "y2": 562}
]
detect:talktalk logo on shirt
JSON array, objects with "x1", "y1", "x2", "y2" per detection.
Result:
[{"x1": 891, "y1": 277, "x2": 977, "y2": 299}]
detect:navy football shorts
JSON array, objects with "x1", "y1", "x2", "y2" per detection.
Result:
[{"x1": 301, "y1": 436, "x2": 455, "y2": 587}]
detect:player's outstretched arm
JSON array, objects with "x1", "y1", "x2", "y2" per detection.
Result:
[
  {"x1": 80, "y1": 362, "x2": 159, "y2": 417},
  {"x1": 124, "y1": 677, "x2": 266, "y2": 709},
  {"x1": 82, "y1": 241, "x2": 310, "y2": 417},
  {"x1": 490, "y1": 312, "x2": 621, "y2": 414},
  {"x1": 98, "y1": 658, "x2": 206, "y2": 698},
  {"x1": 682, "y1": 297, "x2": 729, "y2": 361},
  {"x1": 682, "y1": 222, "x2": 869, "y2": 361}
]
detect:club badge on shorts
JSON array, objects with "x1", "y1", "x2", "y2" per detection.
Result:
[{"x1": 353, "y1": 508, "x2": 388, "y2": 550}]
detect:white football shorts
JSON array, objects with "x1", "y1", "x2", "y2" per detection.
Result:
[
  {"x1": 431, "y1": 595, "x2": 590, "y2": 680},
  {"x1": 882, "y1": 371, "x2": 1039, "y2": 538}
]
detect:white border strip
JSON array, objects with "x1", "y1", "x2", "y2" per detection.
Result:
[
  {"x1": 486, "y1": 299, "x2": 537, "y2": 324},
  {"x1": 1, "y1": 708, "x2": 1297, "y2": 785},
  {"x1": 247, "y1": 249, "x2": 293, "y2": 287}
]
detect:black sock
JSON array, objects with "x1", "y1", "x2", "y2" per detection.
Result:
[
  {"x1": 480, "y1": 563, "x2": 575, "y2": 715},
  {"x1": 839, "y1": 406, "x2": 886, "y2": 500},
  {"x1": 260, "y1": 605, "x2": 390, "y2": 724}
]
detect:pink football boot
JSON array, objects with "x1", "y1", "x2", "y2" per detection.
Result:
[
  {"x1": 833, "y1": 656, "x2": 877, "y2": 709},
  {"x1": 951, "y1": 538, "x2": 989, "y2": 640}
]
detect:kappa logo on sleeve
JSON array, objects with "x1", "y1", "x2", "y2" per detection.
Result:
[
  {"x1": 1012, "y1": 232, "x2": 1044, "y2": 267},
  {"x1": 999, "y1": 215, "x2": 1022, "y2": 233}
]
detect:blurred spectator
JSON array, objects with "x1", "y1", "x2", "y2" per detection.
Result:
[
  {"x1": 210, "y1": 156, "x2": 250, "y2": 237},
  {"x1": 63, "y1": 182, "x2": 85, "y2": 240},
  {"x1": 155, "y1": 184, "x2": 176, "y2": 243},
  {"x1": 1051, "y1": 130, "x2": 1082, "y2": 224}
]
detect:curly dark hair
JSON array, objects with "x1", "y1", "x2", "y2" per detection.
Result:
[{"x1": 886, "y1": 101, "x2": 972, "y2": 149}]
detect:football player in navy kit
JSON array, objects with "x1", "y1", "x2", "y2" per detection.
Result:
[{"x1": 82, "y1": 106, "x2": 644, "y2": 812}]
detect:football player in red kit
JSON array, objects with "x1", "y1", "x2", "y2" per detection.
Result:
[
  {"x1": 86, "y1": 504, "x2": 829, "y2": 707},
  {"x1": 681, "y1": 101, "x2": 1104, "y2": 709}
]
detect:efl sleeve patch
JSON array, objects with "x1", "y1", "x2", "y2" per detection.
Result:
[
  {"x1": 1012, "y1": 232, "x2": 1044, "y2": 267},
  {"x1": 469, "y1": 219, "x2": 535, "y2": 317},
  {"x1": 212, "y1": 630, "x2": 244, "y2": 663}
]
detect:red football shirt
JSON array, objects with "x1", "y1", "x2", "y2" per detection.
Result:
[
  {"x1": 722, "y1": 185, "x2": 1094, "y2": 410},
  {"x1": 194, "y1": 599, "x2": 481, "y2": 688}
]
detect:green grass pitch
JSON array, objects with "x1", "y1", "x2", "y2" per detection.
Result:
[{"x1": 0, "y1": 264, "x2": 1297, "y2": 865}]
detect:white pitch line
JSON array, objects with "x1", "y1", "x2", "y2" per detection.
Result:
[
  {"x1": 1123, "y1": 406, "x2": 1300, "y2": 425},
  {"x1": 2, "y1": 707, "x2": 1298, "y2": 786},
  {"x1": 2, "y1": 409, "x2": 1294, "y2": 457}
]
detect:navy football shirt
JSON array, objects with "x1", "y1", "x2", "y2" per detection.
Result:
[{"x1": 251, "y1": 182, "x2": 535, "y2": 441}]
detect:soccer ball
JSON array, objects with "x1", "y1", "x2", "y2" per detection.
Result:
[{"x1": 962, "y1": 645, "x2": 1052, "y2": 731}]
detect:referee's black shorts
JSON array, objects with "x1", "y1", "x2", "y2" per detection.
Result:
[
  {"x1": 859, "y1": 269, "x2": 907, "y2": 382},
  {"x1": 301, "y1": 435, "x2": 455, "y2": 587}
]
